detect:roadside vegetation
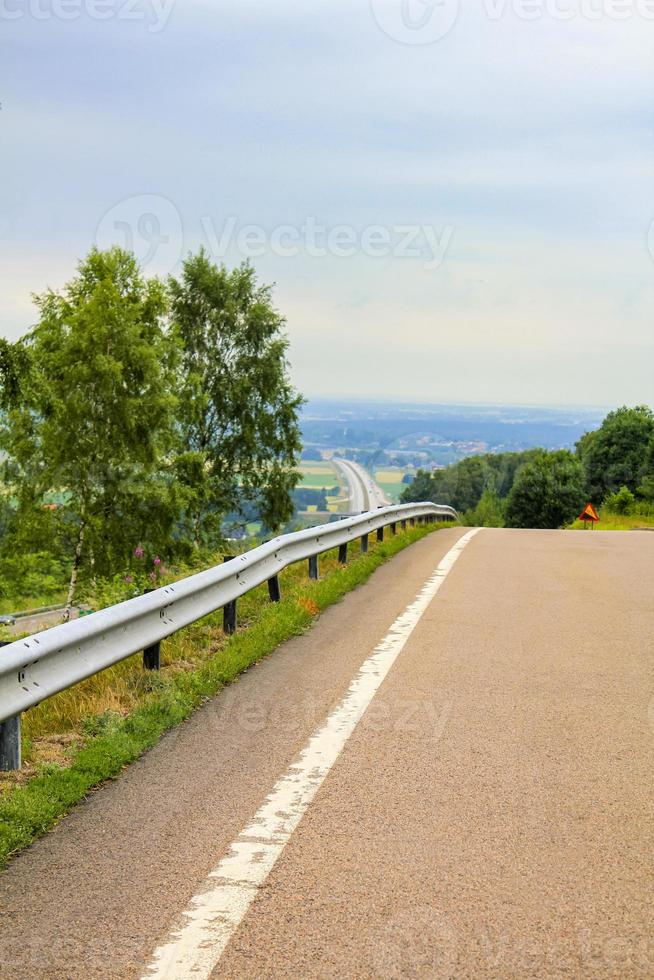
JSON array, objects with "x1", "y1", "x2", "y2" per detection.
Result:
[
  {"x1": 402, "y1": 405, "x2": 654, "y2": 530},
  {"x1": 0, "y1": 521, "x2": 452, "y2": 867},
  {"x1": 0, "y1": 246, "x2": 303, "y2": 614}
]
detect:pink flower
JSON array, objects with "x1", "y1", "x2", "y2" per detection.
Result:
[
  {"x1": 153, "y1": 556, "x2": 161, "y2": 566},
  {"x1": 124, "y1": 574, "x2": 133, "y2": 584},
  {"x1": 134, "y1": 546, "x2": 144, "y2": 559},
  {"x1": 149, "y1": 571, "x2": 157, "y2": 582}
]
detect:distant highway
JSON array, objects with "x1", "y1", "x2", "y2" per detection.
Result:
[
  {"x1": 332, "y1": 458, "x2": 390, "y2": 511},
  {"x1": 5, "y1": 606, "x2": 82, "y2": 637}
]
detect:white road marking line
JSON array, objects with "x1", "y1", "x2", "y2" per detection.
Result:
[{"x1": 143, "y1": 528, "x2": 480, "y2": 980}]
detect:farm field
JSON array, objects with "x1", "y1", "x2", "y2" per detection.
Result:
[
  {"x1": 299, "y1": 461, "x2": 348, "y2": 512},
  {"x1": 373, "y1": 466, "x2": 413, "y2": 503},
  {"x1": 299, "y1": 461, "x2": 339, "y2": 489}
]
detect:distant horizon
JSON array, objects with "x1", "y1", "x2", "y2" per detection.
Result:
[{"x1": 300, "y1": 395, "x2": 615, "y2": 413}]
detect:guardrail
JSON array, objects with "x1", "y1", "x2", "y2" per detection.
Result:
[{"x1": 0, "y1": 502, "x2": 457, "y2": 769}]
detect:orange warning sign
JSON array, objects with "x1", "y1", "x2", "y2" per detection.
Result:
[{"x1": 578, "y1": 502, "x2": 599, "y2": 523}]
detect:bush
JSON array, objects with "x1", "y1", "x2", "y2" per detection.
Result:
[
  {"x1": 463, "y1": 489, "x2": 505, "y2": 527},
  {"x1": 603, "y1": 485, "x2": 635, "y2": 515},
  {"x1": 505, "y1": 450, "x2": 585, "y2": 529},
  {"x1": 0, "y1": 552, "x2": 69, "y2": 605}
]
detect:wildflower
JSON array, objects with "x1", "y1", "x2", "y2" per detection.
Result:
[
  {"x1": 124, "y1": 574, "x2": 133, "y2": 584},
  {"x1": 134, "y1": 546, "x2": 144, "y2": 559},
  {"x1": 153, "y1": 556, "x2": 161, "y2": 566},
  {"x1": 149, "y1": 571, "x2": 157, "y2": 582}
]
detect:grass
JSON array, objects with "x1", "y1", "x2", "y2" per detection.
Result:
[
  {"x1": 0, "y1": 520, "x2": 455, "y2": 867},
  {"x1": 373, "y1": 467, "x2": 410, "y2": 503},
  {"x1": 299, "y1": 461, "x2": 340, "y2": 489},
  {"x1": 0, "y1": 591, "x2": 68, "y2": 616},
  {"x1": 567, "y1": 510, "x2": 654, "y2": 531}
]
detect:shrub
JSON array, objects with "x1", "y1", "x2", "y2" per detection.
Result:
[{"x1": 603, "y1": 486, "x2": 635, "y2": 515}]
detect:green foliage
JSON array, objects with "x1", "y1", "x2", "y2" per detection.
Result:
[
  {"x1": 0, "y1": 552, "x2": 68, "y2": 604},
  {"x1": 638, "y1": 436, "x2": 654, "y2": 500},
  {"x1": 463, "y1": 489, "x2": 505, "y2": 527},
  {"x1": 86, "y1": 549, "x2": 173, "y2": 609},
  {"x1": 0, "y1": 247, "x2": 178, "y2": 600},
  {"x1": 400, "y1": 450, "x2": 540, "y2": 513},
  {"x1": 400, "y1": 467, "x2": 435, "y2": 503},
  {"x1": 169, "y1": 251, "x2": 303, "y2": 547},
  {"x1": 505, "y1": 450, "x2": 585, "y2": 529},
  {"x1": 0, "y1": 247, "x2": 305, "y2": 603},
  {"x1": 603, "y1": 485, "x2": 635, "y2": 515},
  {"x1": 576, "y1": 405, "x2": 654, "y2": 499}
]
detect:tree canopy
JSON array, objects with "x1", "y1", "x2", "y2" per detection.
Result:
[
  {"x1": 576, "y1": 405, "x2": 654, "y2": 500},
  {"x1": 0, "y1": 247, "x2": 303, "y2": 603},
  {"x1": 504, "y1": 451, "x2": 586, "y2": 529},
  {"x1": 169, "y1": 250, "x2": 302, "y2": 547}
]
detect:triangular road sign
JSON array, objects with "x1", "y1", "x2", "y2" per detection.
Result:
[{"x1": 578, "y1": 502, "x2": 599, "y2": 522}]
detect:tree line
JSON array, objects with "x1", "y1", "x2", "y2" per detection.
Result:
[
  {"x1": 0, "y1": 247, "x2": 303, "y2": 606},
  {"x1": 401, "y1": 405, "x2": 654, "y2": 528}
]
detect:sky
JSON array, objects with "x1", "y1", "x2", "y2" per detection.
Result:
[{"x1": 1, "y1": 0, "x2": 653, "y2": 406}]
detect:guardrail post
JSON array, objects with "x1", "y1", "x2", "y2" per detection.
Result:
[
  {"x1": 410, "y1": 517, "x2": 415, "y2": 527},
  {"x1": 338, "y1": 543, "x2": 347, "y2": 564},
  {"x1": 0, "y1": 639, "x2": 20, "y2": 770},
  {"x1": 360, "y1": 532, "x2": 368, "y2": 553},
  {"x1": 268, "y1": 575, "x2": 281, "y2": 602},
  {"x1": 142, "y1": 589, "x2": 161, "y2": 669},
  {"x1": 223, "y1": 555, "x2": 237, "y2": 635},
  {"x1": 390, "y1": 522, "x2": 397, "y2": 535},
  {"x1": 308, "y1": 554, "x2": 319, "y2": 580},
  {"x1": 376, "y1": 526, "x2": 384, "y2": 542},
  {"x1": 401, "y1": 519, "x2": 407, "y2": 530},
  {"x1": 0, "y1": 714, "x2": 20, "y2": 771},
  {"x1": 143, "y1": 640, "x2": 161, "y2": 670}
]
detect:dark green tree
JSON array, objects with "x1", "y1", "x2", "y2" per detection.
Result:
[
  {"x1": 576, "y1": 405, "x2": 654, "y2": 500},
  {"x1": 169, "y1": 251, "x2": 303, "y2": 547},
  {"x1": 0, "y1": 247, "x2": 178, "y2": 606},
  {"x1": 637, "y1": 435, "x2": 654, "y2": 500},
  {"x1": 463, "y1": 488, "x2": 505, "y2": 527},
  {"x1": 400, "y1": 468, "x2": 435, "y2": 503},
  {"x1": 505, "y1": 450, "x2": 586, "y2": 529}
]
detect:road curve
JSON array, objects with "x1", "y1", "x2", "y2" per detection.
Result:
[
  {"x1": 1, "y1": 528, "x2": 653, "y2": 979},
  {"x1": 332, "y1": 457, "x2": 389, "y2": 511}
]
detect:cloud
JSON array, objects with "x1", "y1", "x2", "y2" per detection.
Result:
[{"x1": 0, "y1": 0, "x2": 652, "y2": 405}]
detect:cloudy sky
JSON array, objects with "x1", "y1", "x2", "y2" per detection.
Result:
[{"x1": 2, "y1": 0, "x2": 653, "y2": 406}]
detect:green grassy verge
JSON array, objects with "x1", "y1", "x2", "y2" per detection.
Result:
[
  {"x1": 0, "y1": 521, "x2": 453, "y2": 868},
  {"x1": 567, "y1": 510, "x2": 654, "y2": 531}
]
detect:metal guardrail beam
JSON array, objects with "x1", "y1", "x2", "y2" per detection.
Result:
[{"x1": 0, "y1": 502, "x2": 457, "y2": 767}]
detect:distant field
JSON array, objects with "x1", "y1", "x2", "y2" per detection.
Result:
[
  {"x1": 298, "y1": 461, "x2": 349, "y2": 512},
  {"x1": 374, "y1": 467, "x2": 412, "y2": 502},
  {"x1": 299, "y1": 462, "x2": 339, "y2": 489}
]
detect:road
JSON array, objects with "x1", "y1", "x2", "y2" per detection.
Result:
[
  {"x1": 6, "y1": 606, "x2": 81, "y2": 636},
  {"x1": 1, "y1": 528, "x2": 654, "y2": 978},
  {"x1": 332, "y1": 457, "x2": 390, "y2": 511}
]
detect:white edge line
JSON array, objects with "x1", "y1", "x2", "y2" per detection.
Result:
[{"x1": 142, "y1": 527, "x2": 480, "y2": 980}]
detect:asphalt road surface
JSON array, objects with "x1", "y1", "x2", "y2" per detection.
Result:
[
  {"x1": 1, "y1": 528, "x2": 653, "y2": 979},
  {"x1": 333, "y1": 458, "x2": 389, "y2": 511},
  {"x1": 6, "y1": 607, "x2": 80, "y2": 636}
]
